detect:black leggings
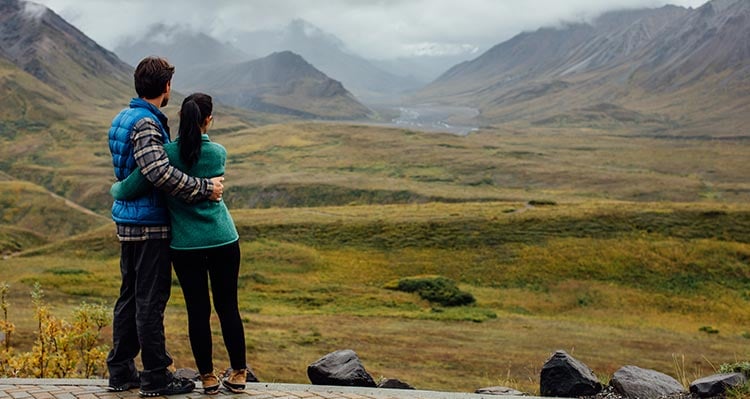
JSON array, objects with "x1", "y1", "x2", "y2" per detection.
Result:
[{"x1": 171, "y1": 241, "x2": 246, "y2": 374}]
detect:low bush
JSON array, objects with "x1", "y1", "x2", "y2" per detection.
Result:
[
  {"x1": 0, "y1": 282, "x2": 110, "y2": 378},
  {"x1": 385, "y1": 275, "x2": 476, "y2": 307},
  {"x1": 720, "y1": 361, "x2": 750, "y2": 378}
]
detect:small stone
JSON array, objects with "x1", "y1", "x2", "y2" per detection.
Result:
[
  {"x1": 690, "y1": 372, "x2": 747, "y2": 398},
  {"x1": 307, "y1": 349, "x2": 376, "y2": 387},
  {"x1": 475, "y1": 386, "x2": 527, "y2": 396},
  {"x1": 610, "y1": 365, "x2": 684, "y2": 398},
  {"x1": 540, "y1": 350, "x2": 602, "y2": 397},
  {"x1": 174, "y1": 368, "x2": 200, "y2": 381},
  {"x1": 377, "y1": 378, "x2": 415, "y2": 389}
]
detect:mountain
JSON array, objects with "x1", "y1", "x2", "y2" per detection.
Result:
[
  {"x1": 114, "y1": 23, "x2": 252, "y2": 71},
  {"x1": 227, "y1": 19, "x2": 422, "y2": 103},
  {"x1": 113, "y1": 22, "x2": 373, "y2": 118},
  {"x1": 178, "y1": 51, "x2": 372, "y2": 119},
  {"x1": 0, "y1": 0, "x2": 139, "y2": 212},
  {"x1": 414, "y1": 0, "x2": 750, "y2": 135},
  {"x1": 631, "y1": 0, "x2": 750, "y2": 90},
  {"x1": 0, "y1": 0, "x2": 131, "y2": 101}
]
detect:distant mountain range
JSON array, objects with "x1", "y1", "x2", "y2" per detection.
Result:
[
  {"x1": 115, "y1": 23, "x2": 372, "y2": 119},
  {"x1": 224, "y1": 19, "x2": 424, "y2": 102},
  {"x1": 178, "y1": 50, "x2": 372, "y2": 120},
  {"x1": 414, "y1": 0, "x2": 750, "y2": 135},
  {"x1": 115, "y1": 23, "x2": 250, "y2": 70},
  {"x1": 2, "y1": 0, "x2": 748, "y2": 135},
  {"x1": 115, "y1": 20, "x2": 463, "y2": 104}
]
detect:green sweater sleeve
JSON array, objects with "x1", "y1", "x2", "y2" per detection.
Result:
[{"x1": 110, "y1": 167, "x2": 153, "y2": 200}]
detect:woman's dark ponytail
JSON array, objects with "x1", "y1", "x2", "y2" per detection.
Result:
[{"x1": 178, "y1": 93, "x2": 212, "y2": 168}]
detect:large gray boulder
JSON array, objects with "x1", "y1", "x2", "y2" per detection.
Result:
[
  {"x1": 610, "y1": 365, "x2": 684, "y2": 398},
  {"x1": 539, "y1": 350, "x2": 602, "y2": 397},
  {"x1": 307, "y1": 349, "x2": 376, "y2": 387},
  {"x1": 690, "y1": 372, "x2": 747, "y2": 398}
]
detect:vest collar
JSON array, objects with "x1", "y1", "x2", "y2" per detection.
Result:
[{"x1": 130, "y1": 98, "x2": 168, "y2": 123}]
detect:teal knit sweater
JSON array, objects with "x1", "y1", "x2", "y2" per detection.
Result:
[{"x1": 111, "y1": 134, "x2": 239, "y2": 250}]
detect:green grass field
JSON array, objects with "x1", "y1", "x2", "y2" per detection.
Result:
[
  {"x1": 2, "y1": 112, "x2": 750, "y2": 393},
  {"x1": 2, "y1": 200, "x2": 749, "y2": 393}
]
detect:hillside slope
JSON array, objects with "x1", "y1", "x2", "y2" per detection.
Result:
[
  {"x1": 0, "y1": 0, "x2": 131, "y2": 101},
  {"x1": 0, "y1": 0, "x2": 270, "y2": 213},
  {"x1": 0, "y1": 0, "x2": 133, "y2": 211},
  {"x1": 415, "y1": 0, "x2": 750, "y2": 135},
  {"x1": 0, "y1": 180, "x2": 108, "y2": 255}
]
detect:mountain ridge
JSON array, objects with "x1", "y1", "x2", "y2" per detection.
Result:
[
  {"x1": 0, "y1": 0, "x2": 131, "y2": 101},
  {"x1": 178, "y1": 50, "x2": 372, "y2": 120},
  {"x1": 227, "y1": 19, "x2": 423, "y2": 102},
  {"x1": 414, "y1": 0, "x2": 750, "y2": 135},
  {"x1": 114, "y1": 22, "x2": 373, "y2": 119}
]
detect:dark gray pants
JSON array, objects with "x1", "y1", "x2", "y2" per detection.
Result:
[{"x1": 107, "y1": 239, "x2": 173, "y2": 390}]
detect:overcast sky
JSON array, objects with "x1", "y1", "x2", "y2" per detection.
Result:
[{"x1": 34, "y1": 0, "x2": 709, "y2": 60}]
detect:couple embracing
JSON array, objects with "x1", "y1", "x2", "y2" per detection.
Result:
[{"x1": 106, "y1": 56, "x2": 252, "y2": 396}]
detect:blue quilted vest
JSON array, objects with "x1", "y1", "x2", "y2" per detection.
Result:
[{"x1": 108, "y1": 98, "x2": 171, "y2": 226}]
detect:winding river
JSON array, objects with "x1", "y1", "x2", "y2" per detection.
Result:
[{"x1": 389, "y1": 105, "x2": 480, "y2": 136}]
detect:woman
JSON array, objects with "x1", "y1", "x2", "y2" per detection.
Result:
[{"x1": 111, "y1": 93, "x2": 250, "y2": 394}]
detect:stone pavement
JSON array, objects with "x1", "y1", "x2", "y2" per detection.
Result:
[{"x1": 0, "y1": 379, "x2": 536, "y2": 399}]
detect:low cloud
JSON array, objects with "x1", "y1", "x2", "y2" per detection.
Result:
[{"x1": 34, "y1": 0, "x2": 709, "y2": 59}]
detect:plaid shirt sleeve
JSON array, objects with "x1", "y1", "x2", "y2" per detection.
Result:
[{"x1": 131, "y1": 118, "x2": 214, "y2": 203}]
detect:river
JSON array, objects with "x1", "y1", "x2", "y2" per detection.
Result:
[{"x1": 388, "y1": 105, "x2": 480, "y2": 136}]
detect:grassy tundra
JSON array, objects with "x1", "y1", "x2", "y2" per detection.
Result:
[{"x1": 1, "y1": 122, "x2": 749, "y2": 393}]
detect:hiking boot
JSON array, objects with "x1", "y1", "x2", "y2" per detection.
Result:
[
  {"x1": 139, "y1": 377, "x2": 195, "y2": 397},
  {"x1": 108, "y1": 373, "x2": 140, "y2": 392},
  {"x1": 222, "y1": 368, "x2": 247, "y2": 393},
  {"x1": 200, "y1": 372, "x2": 220, "y2": 395}
]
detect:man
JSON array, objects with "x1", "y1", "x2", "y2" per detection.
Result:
[{"x1": 106, "y1": 57, "x2": 224, "y2": 397}]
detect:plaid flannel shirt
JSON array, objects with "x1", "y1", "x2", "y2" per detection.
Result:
[{"x1": 115, "y1": 118, "x2": 214, "y2": 241}]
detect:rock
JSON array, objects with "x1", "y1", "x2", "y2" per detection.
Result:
[
  {"x1": 475, "y1": 386, "x2": 527, "y2": 396},
  {"x1": 377, "y1": 378, "x2": 415, "y2": 389},
  {"x1": 307, "y1": 349, "x2": 376, "y2": 387},
  {"x1": 0, "y1": 331, "x2": 4, "y2": 343},
  {"x1": 610, "y1": 365, "x2": 684, "y2": 398},
  {"x1": 540, "y1": 350, "x2": 602, "y2": 397},
  {"x1": 690, "y1": 372, "x2": 747, "y2": 398},
  {"x1": 220, "y1": 367, "x2": 260, "y2": 383},
  {"x1": 246, "y1": 368, "x2": 260, "y2": 383},
  {"x1": 173, "y1": 368, "x2": 199, "y2": 381}
]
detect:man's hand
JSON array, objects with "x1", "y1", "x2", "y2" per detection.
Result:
[{"x1": 209, "y1": 176, "x2": 225, "y2": 201}]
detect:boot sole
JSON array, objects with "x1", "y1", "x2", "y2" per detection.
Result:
[{"x1": 222, "y1": 381, "x2": 246, "y2": 393}]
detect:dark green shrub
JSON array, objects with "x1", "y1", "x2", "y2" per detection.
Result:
[
  {"x1": 528, "y1": 199, "x2": 557, "y2": 206},
  {"x1": 386, "y1": 275, "x2": 475, "y2": 307},
  {"x1": 720, "y1": 361, "x2": 750, "y2": 378},
  {"x1": 699, "y1": 325, "x2": 719, "y2": 334},
  {"x1": 46, "y1": 268, "x2": 90, "y2": 275}
]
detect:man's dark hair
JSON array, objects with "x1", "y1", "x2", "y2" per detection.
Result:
[{"x1": 134, "y1": 57, "x2": 175, "y2": 99}]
